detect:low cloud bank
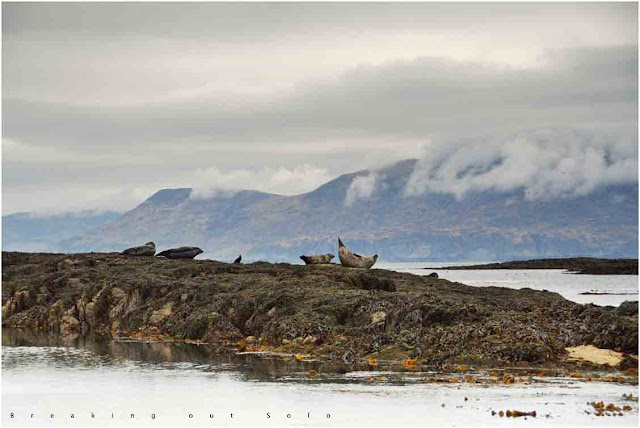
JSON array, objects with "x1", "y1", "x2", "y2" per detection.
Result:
[
  {"x1": 405, "y1": 129, "x2": 638, "y2": 200},
  {"x1": 189, "y1": 164, "x2": 331, "y2": 199},
  {"x1": 345, "y1": 173, "x2": 378, "y2": 206}
]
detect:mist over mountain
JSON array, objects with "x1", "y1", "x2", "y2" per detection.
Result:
[{"x1": 46, "y1": 159, "x2": 637, "y2": 262}]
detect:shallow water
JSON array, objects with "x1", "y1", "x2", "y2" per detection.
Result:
[
  {"x1": 377, "y1": 262, "x2": 639, "y2": 307},
  {"x1": 3, "y1": 262, "x2": 638, "y2": 426},
  {"x1": 2, "y1": 331, "x2": 638, "y2": 427}
]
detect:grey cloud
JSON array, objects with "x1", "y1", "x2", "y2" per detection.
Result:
[
  {"x1": 189, "y1": 164, "x2": 332, "y2": 199},
  {"x1": 5, "y1": 3, "x2": 633, "y2": 41},
  {"x1": 345, "y1": 173, "x2": 379, "y2": 206},
  {"x1": 2, "y1": 3, "x2": 637, "y2": 215},
  {"x1": 4, "y1": 45, "x2": 636, "y2": 146},
  {"x1": 3, "y1": 3, "x2": 636, "y2": 105},
  {"x1": 3, "y1": 46, "x2": 637, "y2": 214},
  {"x1": 405, "y1": 128, "x2": 638, "y2": 200}
]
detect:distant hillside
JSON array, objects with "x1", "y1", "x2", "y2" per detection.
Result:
[
  {"x1": 2, "y1": 210, "x2": 121, "y2": 252},
  {"x1": 429, "y1": 258, "x2": 639, "y2": 275},
  {"x1": 58, "y1": 159, "x2": 638, "y2": 262}
]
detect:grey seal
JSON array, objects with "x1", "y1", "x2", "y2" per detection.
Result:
[
  {"x1": 300, "y1": 254, "x2": 335, "y2": 265},
  {"x1": 156, "y1": 247, "x2": 203, "y2": 259},
  {"x1": 120, "y1": 242, "x2": 156, "y2": 257},
  {"x1": 338, "y1": 238, "x2": 378, "y2": 269}
]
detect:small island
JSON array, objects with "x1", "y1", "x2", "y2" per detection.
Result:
[
  {"x1": 2, "y1": 252, "x2": 638, "y2": 372},
  {"x1": 427, "y1": 258, "x2": 638, "y2": 275}
]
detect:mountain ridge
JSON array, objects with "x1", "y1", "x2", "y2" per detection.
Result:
[{"x1": 52, "y1": 159, "x2": 637, "y2": 262}]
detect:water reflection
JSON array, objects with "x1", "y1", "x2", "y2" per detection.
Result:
[
  {"x1": 2, "y1": 328, "x2": 335, "y2": 382},
  {"x1": 4, "y1": 329, "x2": 638, "y2": 427}
]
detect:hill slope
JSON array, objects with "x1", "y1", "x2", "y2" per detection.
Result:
[{"x1": 59, "y1": 159, "x2": 638, "y2": 261}]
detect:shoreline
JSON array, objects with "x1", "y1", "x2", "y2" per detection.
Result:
[
  {"x1": 3, "y1": 327, "x2": 638, "y2": 382},
  {"x1": 425, "y1": 257, "x2": 639, "y2": 275}
]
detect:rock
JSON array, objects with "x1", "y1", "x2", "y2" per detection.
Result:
[
  {"x1": 565, "y1": 345, "x2": 623, "y2": 366},
  {"x1": 245, "y1": 336, "x2": 257, "y2": 345},
  {"x1": 342, "y1": 350, "x2": 355, "y2": 364},
  {"x1": 56, "y1": 259, "x2": 76, "y2": 271},
  {"x1": 267, "y1": 307, "x2": 277, "y2": 318},
  {"x1": 201, "y1": 313, "x2": 242, "y2": 344},
  {"x1": 111, "y1": 287, "x2": 127, "y2": 301},
  {"x1": 347, "y1": 273, "x2": 396, "y2": 292},
  {"x1": 1, "y1": 302, "x2": 9, "y2": 320},
  {"x1": 108, "y1": 288, "x2": 131, "y2": 320},
  {"x1": 61, "y1": 315, "x2": 80, "y2": 335},
  {"x1": 83, "y1": 302, "x2": 95, "y2": 328},
  {"x1": 126, "y1": 290, "x2": 142, "y2": 313},
  {"x1": 427, "y1": 272, "x2": 439, "y2": 278},
  {"x1": 9, "y1": 290, "x2": 31, "y2": 315},
  {"x1": 49, "y1": 300, "x2": 64, "y2": 320},
  {"x1": 148, "y1": 302, "x2": 174, "y2": 325},
  {"x1": 371, "y1": 311, "x2": 387, "y2": 326},
  {"x1": 111, "y1": 320, "x2": 120, "y2": 334},
  {"x1": 616, "y1": 301, "x2": 638, "y2": 317}
]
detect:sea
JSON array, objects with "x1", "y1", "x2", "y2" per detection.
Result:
[
  {"x1": 2, "y1": 262, "x2": 638, "y2": 427},
  {"x1": 378, "y1": 262, "x2": 639, "y2": 307}
]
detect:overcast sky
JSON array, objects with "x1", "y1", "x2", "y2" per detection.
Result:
[{"x1": 2, "y1": 2, "x2": 638, "y2": 215}]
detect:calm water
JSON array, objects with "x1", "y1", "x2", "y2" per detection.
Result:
[
  {"x1": 2, "y1": 330, "x2": 639, "y2": 427},
  {"x1": 3, "y1": 262, "x2": 638, "y2": 426},
  {"x1": 377, "y1": 262, "x2": 639, "y2": 307}
]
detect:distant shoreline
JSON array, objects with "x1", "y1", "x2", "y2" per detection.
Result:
[{"x1": 425, "y1": 258, "x2": 638, "y2": 275}]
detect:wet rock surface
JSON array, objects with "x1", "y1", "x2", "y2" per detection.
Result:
[{"x1": 2, "y1": 252, "x2": 638, "y2": 370}]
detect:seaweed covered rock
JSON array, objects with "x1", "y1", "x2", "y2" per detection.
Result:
[
  {"x1": 616, "y1": 300, "x2": 638, "y2": 317},
  {"x1": 1, "y1": 251, "x2": 638, "y2": 367},
  {"x1": 346, "y1": 273, "x2": 396, "y2": 292}
]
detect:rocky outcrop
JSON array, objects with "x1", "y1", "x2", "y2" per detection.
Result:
[{"x1": 2, "y1": 251, "x2": 637, "y2": 369}]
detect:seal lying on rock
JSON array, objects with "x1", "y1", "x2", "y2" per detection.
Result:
[
  {"x1": 120, "y1": 242, "x2": 156, "y2": 256},
  {"x1": 300, "y1": 254, "x2": 335, "y2": 265},
  {"x1": 156, "y1": 247, "x2": 203, "y2": 259},
  {"x1": 338, "y1": 238, "x2": 378, "y2": 269}
]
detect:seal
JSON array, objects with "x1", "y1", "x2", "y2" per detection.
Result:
[
  {"x1": 156, "y1": 246, "x2": 203, "y2": 259},
  {"x1": 338, "y1": 238, "x2": 378, "y2": 269},
  {"x1": 120, "y1": 242, "x2": 156, "y2": 257},
  {"x1": 300, "y1": 254, "x2": 335, "y2": 265},
  {"x1": 234, "y1": 255, "x2": 242, "y2": 264}
]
